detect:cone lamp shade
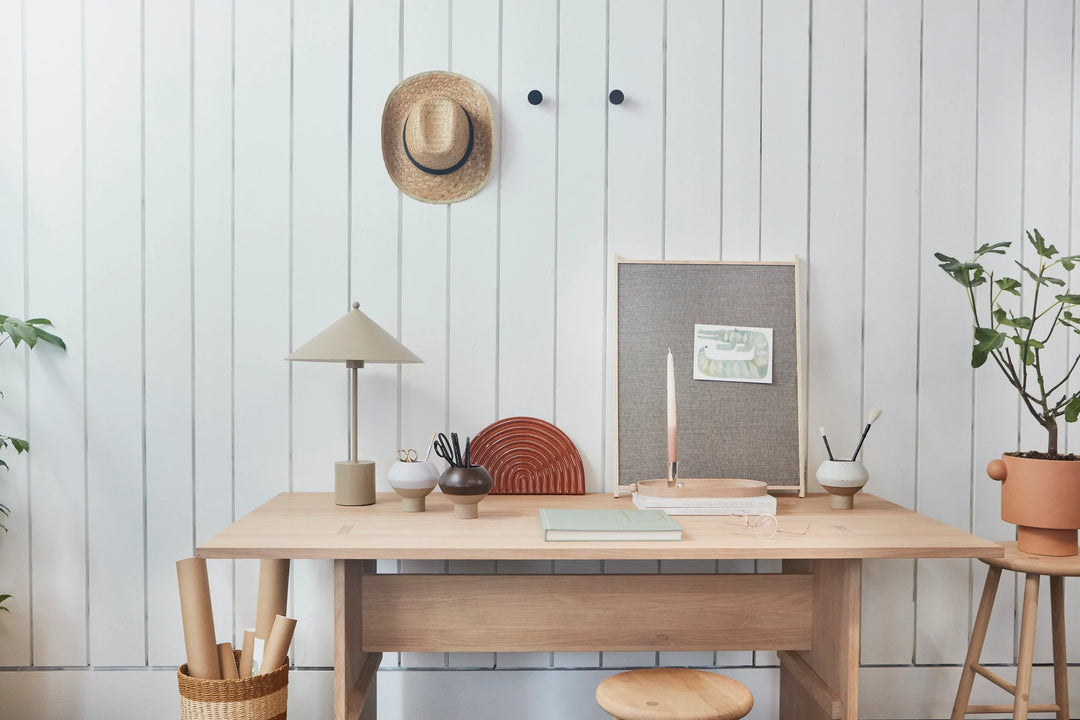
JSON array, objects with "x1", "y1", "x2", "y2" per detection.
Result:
[{"x1": 287, "y1": 302, "x2": 422, "y2": 505}]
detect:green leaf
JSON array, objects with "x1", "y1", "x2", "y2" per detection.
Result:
[
  {"x1": 1061, "y1": 255, "x2": 1080, "y2": 271},
  {"x1": 24, "y1": 317, "x2": 54, "y2": 327},
  {"x1": 936, "y1": 253, "x2": 985, "y2": 287},
  {"x1": 1007, "y1": 335, "x2": 1045, "y2": 349},
  {"x1": 1015, "y1": 260, "x2": 1066, "y2": 287},
  {"x1": 993, "y1": 308, "x2": 1032, "y2": 329},
  {"x1": 0, "y1": 594, "x2": 11, "y2": 612},
  {"x1": 1005, "y1": 335, "x2": 1044, "y2": 365},
  {"x1": 1029, "y1": 229, "x2": 1059, "y2": 258},
  {"x1": 975, "y1": 241, "x2": 1011, "y2": 256},
  {"x1": 1016, "y1": 260, "x2": 1042, "y2": 284},
  {"x1": 1066, "y1": 394, "x2": 1080, "y2": 423},
  {"x1": 0, "y1": 459, "x2": 8, "y2": 471},
  {"x1": 972, "y1": 327, "x2": 1006, "y2": 368},
  {"x1": 1057, "y1": 294, "x2": 1080, "y2": 306},
  {"x1": 12, "y1": 320, "x2": 36, "y2": 348},
  {"x1": 995, "y1": 277, "x2": 1022, "y2": 295},
  {"x1": 31, "y1": 326, "x2": 65, "y2": 349},
  {"x1": 11, "y1": 437, "x2": 28, "y2": 454}
]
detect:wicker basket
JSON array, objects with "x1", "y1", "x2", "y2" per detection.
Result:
[{"x1": 178, "y1": 651, "x2": 288, "y2": 720}]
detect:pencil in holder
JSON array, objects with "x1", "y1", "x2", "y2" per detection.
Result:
[{"x1": 178, "y1": 650, "x2": 289, "y2": 720}]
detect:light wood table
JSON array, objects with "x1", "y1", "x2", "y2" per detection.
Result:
[{"x1": 198, "y1": 492, "x2": 1003, "y2": 720}]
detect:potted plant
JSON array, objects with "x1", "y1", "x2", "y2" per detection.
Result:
[
  {"x1": 0, "y1": 314, "x2": 64, "y2": 611},
  {"x1": 937, "y1": 231, "x2": 1080, "y2": 556}
]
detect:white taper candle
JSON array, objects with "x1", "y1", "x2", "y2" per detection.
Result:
[{"x1": 667, "y1": 349, "x2": 677, "y2": 463}]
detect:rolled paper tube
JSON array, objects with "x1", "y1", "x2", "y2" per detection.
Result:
[
  {"x1": 258, "y1": 615, "x2": 297, "y2": 675},
  {"x1": 254, "y1": 559, "x2": 290, "y2": 642},
  {"x1": 217, "y1": 642, "x2": 239, "y2": 680},
  {"x1": 176, "y1": 558, "x2": 221, "y2": 679},
  {"x1": 239, "y1": 629, "x2": 256, "y2": 677}
]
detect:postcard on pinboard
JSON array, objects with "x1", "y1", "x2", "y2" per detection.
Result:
[{"x1": 692, "y1": 323, "x2": 773, "y2": 384}]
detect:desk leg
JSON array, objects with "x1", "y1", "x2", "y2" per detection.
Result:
[
  {"x1": 335, "y1": 559, "x2": 381, "y2": 720},
  {"x1": 779, "y1": 559, "x2": 860, "y2": 720}
]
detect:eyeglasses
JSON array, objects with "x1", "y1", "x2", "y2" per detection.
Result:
[{"x1": 723, "y1": 511, "x2": 810, "y2": 539}]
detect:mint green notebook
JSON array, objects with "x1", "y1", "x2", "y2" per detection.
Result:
[{"x1": 538, "y1": 508, "x2": 682, "y2": 541}]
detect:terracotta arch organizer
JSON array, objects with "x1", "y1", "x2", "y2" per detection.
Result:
[{"x1": 468, "y1": 416, "x2": 585, "y2": 494}]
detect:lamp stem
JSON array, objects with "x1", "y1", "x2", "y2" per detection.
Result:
[{"x1": 350, "y1": 365, "x2": 358, "y2": 463}]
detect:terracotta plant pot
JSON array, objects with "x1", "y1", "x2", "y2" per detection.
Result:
[{"x1": 987, "y1": 454, "x2": 1080, "y2": 556}]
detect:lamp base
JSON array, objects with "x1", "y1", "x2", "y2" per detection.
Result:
[{"x1": 335, "y1": 461, "x2": 375, "y2": 506}]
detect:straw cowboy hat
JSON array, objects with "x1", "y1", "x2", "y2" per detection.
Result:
[{"x1": 381, "y1": 71, "x2": 494, "y2": 204}]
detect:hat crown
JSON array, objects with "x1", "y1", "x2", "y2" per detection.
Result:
[{"x1": 404, "y1": 97, "x2": 470, "y2": 171}]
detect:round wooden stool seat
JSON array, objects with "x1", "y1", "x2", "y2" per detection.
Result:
[
  {"x1": 982, "y1": 541, "x2": 1080, "y2": 577},
  {"x1": 595, "y1": 668, "x2": 754, "y2": 720}
]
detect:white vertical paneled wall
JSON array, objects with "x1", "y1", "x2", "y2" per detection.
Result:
[
  {"x1": 24, "y1": 0, "x2": 87, "y2": 668},
  {"x1": 2, "y1": 1, "x2": 1080, "y2": 718}
]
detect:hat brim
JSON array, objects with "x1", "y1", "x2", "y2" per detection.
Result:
[{"x1": 382, "y1": 72, "x2": 494, "y2": 205}]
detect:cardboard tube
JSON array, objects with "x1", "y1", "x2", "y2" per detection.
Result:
[
  {"x1": 253, "y1": 559, "x2": 289, "y2": 672},
  {"x1": 176, "y1": 558, "x2": 220, "y2": 679},
  {"x1": 217, "y1": 642, "x2": 239, "y2": 680},
  {"x1": 255, "y1": 559, "x2": 290, "y2": 641},
  {"x1": 239, "y1": 629, "x2": 256, "y2": 677},
  {"x1": 258, "y1": 614, "x2": 297, "y2": 675}
]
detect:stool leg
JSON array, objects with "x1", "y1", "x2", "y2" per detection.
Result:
[
  {"x1": 951, "y1": 565, "x2": 1002, "y2": 720},
  {"x1": 1050, "y1": 575, "x2": 1069, "y2": 720},
  {"x1": 1014, "y1": 572, "x2": 1040, "y2": 720}
]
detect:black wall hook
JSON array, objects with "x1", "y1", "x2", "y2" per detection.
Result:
[
  {"x1": 528, "y1": 89, "x2": 543, "y2": 105},
  {"x1": 609, "y1": 89, "x2": 624, "y2": 105}
]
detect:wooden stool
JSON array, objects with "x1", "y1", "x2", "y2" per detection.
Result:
[
  {"x1": 952, "y1": 542, "x2": 1080, "y2": 720},
  {"x1": 595, "y1": 668, "x2": 754, "y2": 720}
]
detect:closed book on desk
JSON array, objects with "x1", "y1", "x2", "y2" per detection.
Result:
[{"x1": 538, "y1": 508, "x2": 682, "y2": 541}]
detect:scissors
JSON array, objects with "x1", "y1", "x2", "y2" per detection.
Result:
[
  {"x1": 434, "y1": 433, "x2": 460, "y2": 467},
  {"x1": 397, "y1": 448, "x2": 418, "y2": 463}
]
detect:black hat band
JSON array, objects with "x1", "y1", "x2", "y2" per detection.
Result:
[{"x1": 402, "y1": 106, "x2": 475, "y2": 176}]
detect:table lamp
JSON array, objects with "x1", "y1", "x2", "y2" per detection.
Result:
[{"x1": 287, "y1": 302, "x2": 421, "y2": 506}]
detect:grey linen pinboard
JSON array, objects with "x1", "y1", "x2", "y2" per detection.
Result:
[{"x1": 616, "y1": 260, "x2": 804, "y2": 491}]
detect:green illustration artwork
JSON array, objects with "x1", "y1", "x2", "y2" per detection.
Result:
[{"x1": 693, "y1": 324, "x2": 773, "y2": 384}]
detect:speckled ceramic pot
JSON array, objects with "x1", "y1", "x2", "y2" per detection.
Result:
[
  {"x1": 387, "y1": 461, "x2": 440, "y2": 512},
  {"x1": 816, "y1": 460, "x2": 869, "y2": 510},
  {"x1": 438, "y1": 466, "x2": 493, "y2": 519}
]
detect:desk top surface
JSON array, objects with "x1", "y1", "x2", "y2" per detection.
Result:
[{"x1": 196, "y1": 492, "x2": 1004, "y2": 561}]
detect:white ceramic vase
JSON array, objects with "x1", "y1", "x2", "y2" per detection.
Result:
[
  {"x1": 816, "y1": 460, "x2": 869, "y2": 510},
  {"x1": 387, "y1": 461, "x2": 441, "y2": 512}
]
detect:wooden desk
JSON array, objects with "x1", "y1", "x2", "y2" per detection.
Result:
[{"x1": 198, "y1": 492, "x2": 1002, "y2": 720}]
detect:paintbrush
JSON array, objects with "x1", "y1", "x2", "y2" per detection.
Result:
[
  {"x1": 820, "y1": 426, "x2": 836, "y2": 461},
  {"x1": 850, "y1": 408, "x2": 882, "y2": 461},
  {"x1": 423, "y1": 431, "x2": 437, "y2": 462}
]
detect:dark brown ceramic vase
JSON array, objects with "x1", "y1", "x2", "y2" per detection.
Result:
[
  {"x1": 439, "y1": 466, "x2": 493, "y2": 519},
  {"x1": 988, "y1": 454, "x2": 1080, "y2": 556}
]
